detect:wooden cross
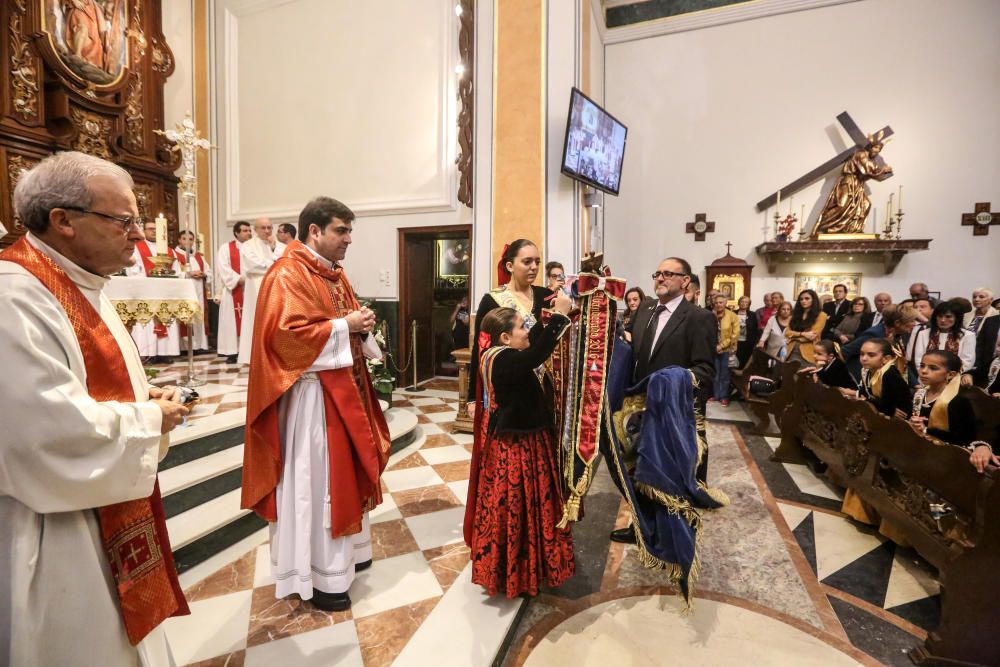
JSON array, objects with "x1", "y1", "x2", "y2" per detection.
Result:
[
  {"x1": 961, "y1": 202, "x2": 1000, "y2": 236},
  {"x1": 685, "y1": 213, "x2": 715, "y2": 242},
  {"x1": 756, "y1": 112, "x2": 894, "y2": 212},
  {"x1": 724, "y1": 241, "x2": 733, "y2": 255}
]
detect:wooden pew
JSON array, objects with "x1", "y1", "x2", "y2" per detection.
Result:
[
  {"x1": 769, "y1": 364, "x2": 1000, "y2": 667},
  {"x1": 731, "y1": 347, "x2": 783, "y2": 436}
]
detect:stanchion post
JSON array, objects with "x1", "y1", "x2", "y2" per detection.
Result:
[{"x1": 406, "y1": 319, "x2": 426, "y2": 392}]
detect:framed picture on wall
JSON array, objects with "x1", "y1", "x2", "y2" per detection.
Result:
[
  {"x1": 793, "y1": 273, "x2": 862, "y2": 300},
  {"x1": 435, "y1": 239, "x2": 470, "y2": 289}
]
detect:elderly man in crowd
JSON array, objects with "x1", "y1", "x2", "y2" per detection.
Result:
[{"x1": 0, "y1": 151, "x2": 189, "y2": 666}]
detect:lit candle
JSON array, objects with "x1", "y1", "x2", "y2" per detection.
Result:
[
  {"x1": 788, "y1": 195, "x2": 794, "y2": 216},
  {"x1": 897, "y1": 185, "x2": 903, "y2": 213},
  {"x1": 154, "y1": 213, "x2": 168, "y2": 255}
]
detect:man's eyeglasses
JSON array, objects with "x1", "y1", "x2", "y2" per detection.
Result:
[
  {"x1": 652, "y1": 270, "x2": 687, "y2": 280},
  {"x1": 549, "y1": 274, "x2": 565, "y2": 281},
  {"x1": 63, "y1": 206, "x2": 143, "y2": 232}
]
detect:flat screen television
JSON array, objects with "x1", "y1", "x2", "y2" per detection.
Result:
[{"x1": 560, "y1": 87, "x2": 628, "y2": 196}]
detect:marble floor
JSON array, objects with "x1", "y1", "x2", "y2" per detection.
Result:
[{"x1": 156, "y1": 367, "x2": 939, "y2": 666}]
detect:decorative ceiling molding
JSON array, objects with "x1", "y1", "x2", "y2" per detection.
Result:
[{"x1": 596, "y1": 0, "x2": 862, "y2": 45}]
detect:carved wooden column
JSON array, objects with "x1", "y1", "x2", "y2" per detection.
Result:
[{"x1": 453, "y1": 347, "x2": 473, "y2": 433}]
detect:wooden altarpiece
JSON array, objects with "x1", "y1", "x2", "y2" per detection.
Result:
[
  {"x1": 0, "y1": 0, "x2": 178, "y2": 248},
  {"x1": 705, "y1": 244, "x2": 753, "y2": 308}
]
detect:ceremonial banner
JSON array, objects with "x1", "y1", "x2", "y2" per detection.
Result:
[
  {"x1": 551, "y1": 271, "x2": 625, "y2": 528},
  {"x1": 603, "y1": 338, "x2": 729, "y2": 607}
]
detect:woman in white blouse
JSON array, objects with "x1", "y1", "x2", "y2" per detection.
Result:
[
  {"x1": 911, "y1": 301, "x2": 976, "y2": 373},
  {"x1": 756, "y1": 301, "x2": 793, "y2": 358}
]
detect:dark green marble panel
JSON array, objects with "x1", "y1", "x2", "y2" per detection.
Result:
[{"x1": 607, "y1": 0, "x2": 754, "y2": 28}]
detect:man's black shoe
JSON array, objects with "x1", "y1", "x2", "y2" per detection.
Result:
[
  {"x1": 355, "y1": 559, "x2": 373, "y2": 572},
  {"x1": 310, "y1": 590, "x2": 351, "y2": 612},
  {"x1": 226, "y1": 355, "x2": 238, "y2": 364},
  {"x1": 609, "y1": 525, "x2": 637, "y2": 544}
]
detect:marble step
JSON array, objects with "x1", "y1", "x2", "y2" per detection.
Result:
[
  {"x1": 167, "y1": 487, "x2": 250, "y2": 551},
  {"x1": 161, "y1": 424, "x2": 244, "y2": 471},
  {"x1": 160, "y1": 444, "x2": 244, "y2": 497}
]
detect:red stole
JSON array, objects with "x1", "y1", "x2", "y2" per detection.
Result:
[
  {"x1": 176, "y1": 249, "x2": 210, "y2": 337},
  {"x1": 135, "y1": 240, "x2": 176, "y2": 275},
  {"x1": 241, "y1": 241, "x2": 390, "y2": 537},
  {"x1": 0, "y1": 238, "x2": 189, "y2": 644},
  {"x1": 229, "y1": 240, "x2": 244, "y2": 336},
  {"x1": 136, "y1": 241, "x2": 175, "y2": 338}
]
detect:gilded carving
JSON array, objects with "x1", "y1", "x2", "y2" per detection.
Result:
[
  {"x1": 124, "y1": 0, "x2": 145, "y2": 152},
  {"x1": 872, "y1": 464, "x2": 970, "y2": 547},
  {"x1": 133, "y1": 183, "x2": 153, "y2": 221},
  {"x1": 803, "y1": 407, "x2": 870, "y2": 476},
  {"x1": 7, "y1": 155, "x2": 40, "y2": 231},
  {"x1": 9, "y1": 2, "x2": 39, "y2": 121},
  {"x1": 70, "y1": 108, "x2": 113, "y2": 158},
  {"x1": 456, "y1": 0, "x2": 474, "y2": 207},
  {"x1": 150, "y1": 37, "x2": 174, "y2": 76}
]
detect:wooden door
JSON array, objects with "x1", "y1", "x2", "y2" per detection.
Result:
[{"x1": 400, "y1": 237, "x2": 436, "y2": 384}]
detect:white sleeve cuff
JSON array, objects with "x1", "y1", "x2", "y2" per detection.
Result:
[{"x1": 306, "y1": 319, "x2": 355, "y2": 371}]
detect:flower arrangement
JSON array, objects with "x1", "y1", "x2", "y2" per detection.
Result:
[
  {"x1": 366, "y1": 322, "x2": 396, "y2": 397},
  {"x1": 775, "y1": 214, "x2": 798, "y2": 241}
]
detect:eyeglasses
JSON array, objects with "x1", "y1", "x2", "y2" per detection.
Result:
[
  {"x1": 550, "y1": 274, "x2": 565, "y2": 280},
  {"x1": 63, "y1": 207, "x2": 143, "y2": 232},
  {"x1": 651, "y1": 270, "x2": 687, "y2": 280}
]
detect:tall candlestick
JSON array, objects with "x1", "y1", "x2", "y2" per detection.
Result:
[
  {"x1": 154, "y1": 213, "x2": 168, "y2": 255},
  {"x1": 897, "y1": 185, "x2": 903, "y2": 213}
]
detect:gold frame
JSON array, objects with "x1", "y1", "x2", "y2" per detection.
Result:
[
  {"x1": 711, "y1": 273, "x2": 745, "y2": 308},
  {"x1": 40, "y1": 0, "x2": 130, "y2": 89},
  {"x1": 793, "y1": 272, "x2": 862, "y2": 300}
]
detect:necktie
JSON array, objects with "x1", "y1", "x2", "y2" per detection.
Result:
[{"x1": 637, "y1": 304, "x2": 667, "y2": 367}]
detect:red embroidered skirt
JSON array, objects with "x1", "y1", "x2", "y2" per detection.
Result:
[{"x1": 469, "y1": 429, "x2": 575, "y2": 598}]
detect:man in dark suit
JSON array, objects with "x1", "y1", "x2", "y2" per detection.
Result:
[
  {"x1": 611, "y1": 257, "x2": 717, "y2": 544},
  {"x1": 969, "y1": 314, "x2": 1000, "y2": 387},
  {"x1": 859, "y1": 292, "x2": 892, "y2": 332},
  {"x1": 822, "y1": 283, "x2": 851, "y2": 338}
]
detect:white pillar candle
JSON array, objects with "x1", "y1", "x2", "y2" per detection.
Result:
[{"x1": 154, "y1": 213, "x2": 168, "y2": 255}]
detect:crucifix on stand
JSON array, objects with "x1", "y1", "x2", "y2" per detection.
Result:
[
  {"x1": 156, "y1": 114, "x2": 214, "y2": 388},
  {"x1": 756, "y1": 112, "x2": 894, "y2": 233}
]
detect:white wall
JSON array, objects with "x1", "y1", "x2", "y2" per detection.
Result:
[
  {"x1": 603, "y1": 0, "x2": 1000, "y2": 303},
  {"x1": 211, "y1": 0, "x2": 467, "y2": 298}
]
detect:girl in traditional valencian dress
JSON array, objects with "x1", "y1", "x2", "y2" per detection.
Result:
[{"x1": 464, "y1": 298, "x2": 576, "y2": 598}]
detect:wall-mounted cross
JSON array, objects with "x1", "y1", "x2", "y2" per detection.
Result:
[
  {"x1": 961, "y1": 202, "x2": 1000, "y2": 236},
  {"x1": 756, "y1": 111, "x2": 894, "y2": 212},
  {"x1": 686, "y1": 213, "x2": 715, "y2": 241}
]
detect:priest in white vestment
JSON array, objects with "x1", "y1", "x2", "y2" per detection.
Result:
[
  {"x1": 241, "y1": 197, "x2": 390, "y2": 612},
  {"x1": 175, "y1": 231, "x2": 214, "y2": 352},
  {"x1": 215, "y1": 221, "x2": 253, "y2": 361},
  {"x1": 0, "y1": 152, "x2": 190, "y2": 667},
  {"x1": 126, "y1": 220, "x2": 183, "y2": 361},
  {"x1": 236, "y1": 217, "x2": 286, "y2": 365}
]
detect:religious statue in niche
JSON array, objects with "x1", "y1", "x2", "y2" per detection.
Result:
[
  {"x1": 43, "y1": 0, "x2": 128, "y2": 86},
  {"x1": 813, "y1": 130, "x2": 893, "y2": 236}
]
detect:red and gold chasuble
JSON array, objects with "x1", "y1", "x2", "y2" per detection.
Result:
[
  {"x1": 241, "y1": 241, "x2": 390, "y2": 538},
  {"x1": 0, "y1": 238, "x2": 189, "y2": 644}
]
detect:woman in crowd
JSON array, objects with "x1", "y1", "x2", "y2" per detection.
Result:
[
  {"x1": 830, "y1": 297, "x2": 870, "y2": 344},
  {"x1": 801, "y1": 339, "x2": 855, "y2": 390},
  {"x1": 757, "y1": 301, "x2": 793, "y2": 358},
  {"x1": 620, "y1": 286, "x2": 645, "y2": 342},
  {"x1": 784, "y1": 289, "x2": 828, "y2": 366},
  {"x1": 964, "y1": 287, "x2": 997, "y2": 334},
  {"x1": 468, "y1": 239, "x2": 553, "y2": 404},
  {"x1": 545, "y1": 261, "x2": 569, "y2": 297},
  {"x1": 711, "y1": 294, "x2": 739, "y2": 406},
  {"x1": 734, "y1": 295, "x2": 760, "y2": 367},
  {"x1": 843, "y1": 304, "x2": 918, "y2": 381},
  {"x1": 465, "y1": 299, "x2": 576, "y2": 598},
  {"x1": 910, "y1": 301, "x2": 976, "y2": 374}
]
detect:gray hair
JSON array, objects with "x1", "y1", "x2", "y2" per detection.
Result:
[
  {"x1": 13, "y1": 151, "x2": 133, "y2": 234},
  {"x1": 973, "y1": 287, "x2": 994, "y2": 299}
]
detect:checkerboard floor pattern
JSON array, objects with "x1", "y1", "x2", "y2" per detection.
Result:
[{"x1": 162, "y1": 378, "x2": 476, "y2": 667}]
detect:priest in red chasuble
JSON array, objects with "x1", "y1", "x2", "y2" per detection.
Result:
[{"x1": 241, "y1": 196, "x2": 390, "y2": 612}]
